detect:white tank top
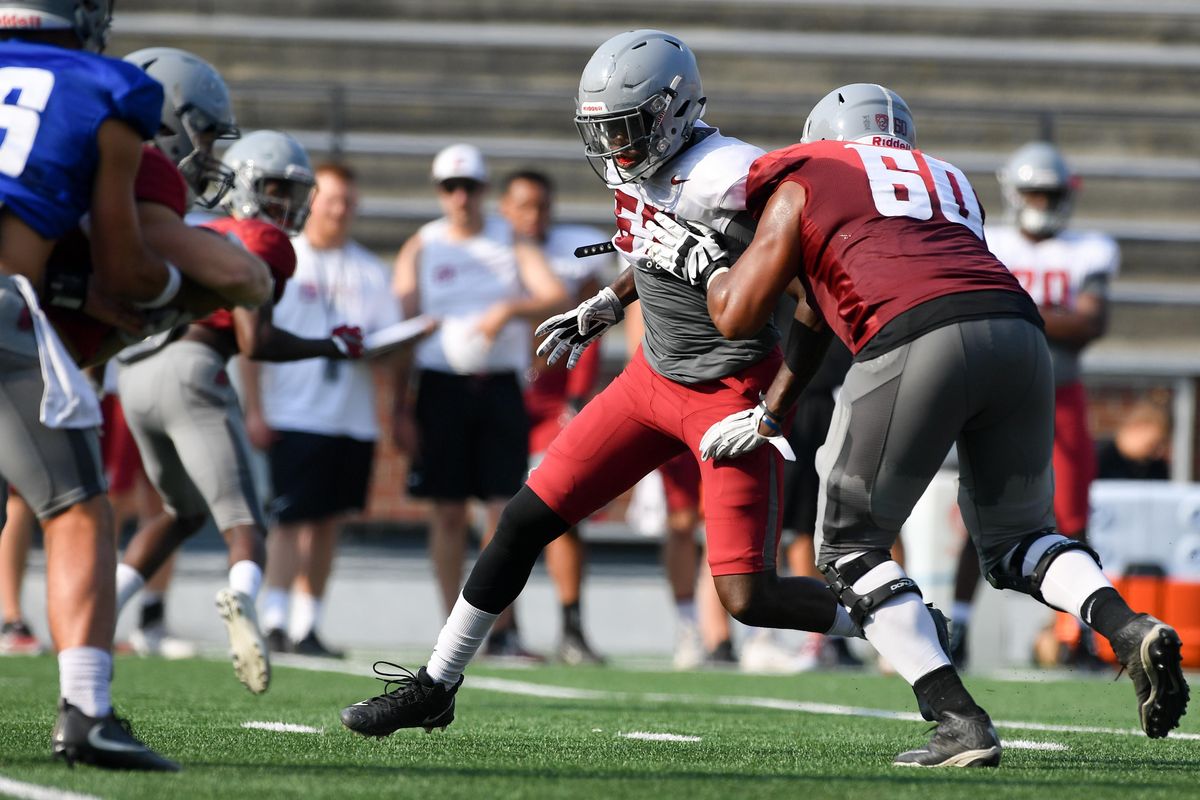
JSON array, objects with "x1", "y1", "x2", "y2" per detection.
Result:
[{"x1": 414, "y1": 215, "x2": 531, "y2": 375}]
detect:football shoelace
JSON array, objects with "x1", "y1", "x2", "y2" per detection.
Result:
[{"x1": 368, "y1": 661, "x2": 426, "y2": 705}]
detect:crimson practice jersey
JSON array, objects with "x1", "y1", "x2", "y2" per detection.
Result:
[
  {"x1": 745, "y1": 140, "x2": 1034, "y2": 357},
  {"x1": 196, "y1": 217, "x2": 296, "y2": 331}
]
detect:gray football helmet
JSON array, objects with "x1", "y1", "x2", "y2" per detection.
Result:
[
  {"x1": 575, "y1": 29, "x2": 705, "y2": 186},
  {"x1": 999, "y1": 141, "x2": 1075, "y2": 238},
  {"x1": 125, "y1": 47, "x2": 240, "y2": 209},
  {"x1": 221, "y1": 130, "x2": 315, "y2": 235},
  {"x1": 801, "y1": 83, "x2": 916, "y2": 149},
  {"x1": 0, "y1": 0, "x2": 111, "y2": 52}
]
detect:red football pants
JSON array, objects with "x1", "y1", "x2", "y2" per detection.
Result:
[
  {"x1": 1052, "y1": 381, "x2": 1096, "y2": 537},
  {"x1": 527, "y1": 348, "x2": 784, "y2": 576}
]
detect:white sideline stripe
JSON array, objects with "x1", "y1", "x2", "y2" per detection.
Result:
[
  {"x1": 277, "y1": 657, "x2": 1200, "y2": 742},
  {"x1": 241, "y1": 721, "x2": 323, "y2": 734},
  {"x1": 0, "y1": 776, "x2": 101, "y2": 800},
  {"x1": 1002, "y1": 739, "x2": 1070, "y2": 751},
  {"x1": 621, "y1": 732, "x2": 702, "y2": 743}
]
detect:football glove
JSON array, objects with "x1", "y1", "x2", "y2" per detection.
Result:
[
  {"x1": 535, "y1": 286, "x2": 623, "y2": 369},
  {"x1": 331, "y1": 324, "x2": 365, "y2": 359},
  {"x1": 698, "y1": 401, "x2": 796, "y2": 463},
  {"x1": 644, "y1": 212, "x2": 731, "y2": 289}
]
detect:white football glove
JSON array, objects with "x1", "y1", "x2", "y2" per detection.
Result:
[
  {"x1": 535, "y1": 286, "x2": 624, "y2": 368},
  {"x1": 699, "y1": 402, "x2": 796, "y2": 463},
  {"x1": 643, "y1": 212, "x2": 731, "y2": 289}
]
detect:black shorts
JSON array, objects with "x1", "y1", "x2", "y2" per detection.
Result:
[
  {"x1": 781, "y1": 392, "x2": 836, "y2": 536},
  {"x1": 267, "y1": 430, "x2": 376, "y2": 524},
  {"x1": 407, "y1": 369, "x2": 529, "y2": 501}
]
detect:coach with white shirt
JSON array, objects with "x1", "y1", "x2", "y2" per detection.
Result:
[{"x1": 244, "y1": 162, "x2": 403, "y2": 657}]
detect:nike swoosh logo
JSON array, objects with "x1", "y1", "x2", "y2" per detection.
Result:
[
  {"x1": 88, "y1": 724, "x2": 149, "y2": 753},
  {"x1": 670, "y1": 176, "x2": 689, "y2": 185}
]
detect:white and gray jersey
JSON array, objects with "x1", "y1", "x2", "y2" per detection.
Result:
[
  {"x1": 986, "y1": 226, "x2": 1119, "y2": 386},
  {"x1": 610, "y1": 125, "x2": 778, "y2": 384}
]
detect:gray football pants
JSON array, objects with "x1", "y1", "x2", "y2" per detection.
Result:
[
  {"x1": 117, "y1": 340, "x2": 265, "y2": 531},
  {"x1": 0, "y1": 275, "x2": 105, "y2": 521},
  {"x1": 814, "y1": 317, "x2": 1056, "y2": 581}
]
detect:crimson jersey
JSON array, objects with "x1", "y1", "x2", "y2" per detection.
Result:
[
  {"x1": 196, "y1": 217, "x2": 296, "y2": 331},
  {"x1": 48, "y1": 146, "x2": 190, "y2": 363},
  {"x1": 746, "y1": 140, "x2": 1031, "y2": 356}
]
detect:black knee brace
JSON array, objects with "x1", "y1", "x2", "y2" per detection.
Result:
[
  {"x1": 461, "y1": 486, "x2": 569, "y2": 614},
  {"x1": 819, "y1": 550, "x2": 921, "y2": 627},
  {"x1": 987, "y1": 530, "x2": 1102, "y2": 603}
]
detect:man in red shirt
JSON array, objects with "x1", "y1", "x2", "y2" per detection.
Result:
[{"x1": 643, "y1": 83, "x2": 1188, "y2": 766}]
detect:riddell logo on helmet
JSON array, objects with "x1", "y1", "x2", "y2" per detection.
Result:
[
  {"x1": 579, "y1": 102, "x2": 608, "y2": 114},
  {"x1": 871, "y1": 136, "x2": 912, "y2": 150},
  {"x1": 0, "y1": 14, "x2": 43, "y2": 28}
]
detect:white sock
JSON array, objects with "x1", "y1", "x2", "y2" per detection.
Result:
[
  {"x1": 838, "y1": 555, "x2": 949, "y2": 685},
  {"x1": 288, "y1": 591, "x2": 320, "y2": 642},
  {"x1": 115, "y1": 563, "x2": 145, "y2": 614},
  {"x1": 675, "y1": 599, "x2": 697, "y2": 626},
  {"x1": 426, "y1": 594, "x2": 499, "y2": 687},
  {"x1": 952, "y1": 601, "x2": 973, "y2": 628},
  {"x1": 58, "y1": 647, "x2": 113, "y2": 718},
  {"x1": 1018, "y1": 535, "x2": 1111, "y2": 617},
  {"x1": 825, "y1": 604, "x2": 861, "y2": 638},
  {"x1": 261, "y1": 587, "x2": 289, "y2": 633},
  {"x1": 228, "y1": 560, "x2": 263, "y2": 600}
]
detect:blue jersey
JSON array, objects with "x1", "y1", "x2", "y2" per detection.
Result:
[{"x1": 0, "y1": 41, "x2": 162, "y2": 239}]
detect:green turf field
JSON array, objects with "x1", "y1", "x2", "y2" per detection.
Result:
[{"x1": 1, "y1": 654, "x2": 1196, "y2": 799}]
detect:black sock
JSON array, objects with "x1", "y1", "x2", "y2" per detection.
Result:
[
  {"x1": 562, "y1": 602, "x2": 583, "y2": 636},
  {"x1": 913, "y1": 665, "x2": 985, "y2": 719},
  {"x1": 1080, "y1": 587, "x2": 1137, "y2": 640},
  {"x1": 140, "y1": 599, "x2": 164, "y2": 629}
]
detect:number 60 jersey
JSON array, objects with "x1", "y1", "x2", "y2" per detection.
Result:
[
  {"x1": 745, "y1": 139, "x2": 1038, "y2": 359},
  {"x1": 0, "y1": 40, "x2": 162, "y2": 239}
]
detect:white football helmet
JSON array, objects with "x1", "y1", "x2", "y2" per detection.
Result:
[
  {"x1": 574, "y1": 29, "x2": 705, "y2": 186},
  {"x1": 125, "y1": 47, "x2": 240, "y2": 208},
  {"x1": 999, "y1": 141, "x2": 1075, "y2": 239},
  {"x1": 0, "y1": 0, "x2": 111, "y2": 52},
  {"x1": 802, "y1": 83, "x2": 916, "y2": 149},
  {"x1": 221, "y1": 130, "x2": 315, "y2": 235}
]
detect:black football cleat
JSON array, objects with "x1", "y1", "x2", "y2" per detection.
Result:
[
  {"x1": 557, "y1": 629, "x2": 605, "y2": 666},
  {"x1": 340, "y1": 663, "x2": 461, "y2": 738},
  {"x1": 893, "y1": 711, "x2": 1002, "y2": 768},
  {"x1": 915, "y1": 604, "x2": 954, "y2": 722},
  {"x1": 266, "y1": 628, "x2": 291, "y2": 654},
  {"x1": 291, "y1": 631, "x2": 345, "y2": 659},
  {"x1": 52, "y1": 699, "x2": 180, "y2": 772},
  {"x1": 1109, "y1": 613, "x2": 1189, "y2": 738}
]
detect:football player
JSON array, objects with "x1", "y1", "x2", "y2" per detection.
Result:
[
  {"x1": 339, "y1": 29, "x2": 860, "y2": 738},
  {"x1": 0, "y1": 0, "x2": 181, "y2": 771},
  {"x1": 113, "y1": 131, "x2": 364, "y2": 695},
  {"x1": 644, "y1": 83, "x2": 1188, "y2": 765},
  {"x1": 950, "y1": 141, "x2": 1116, "y2": 668}
]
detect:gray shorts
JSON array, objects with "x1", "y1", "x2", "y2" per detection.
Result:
[
  {"x1": 0, "y1": 276, "x2": 105, "y2": 520},
  {"x1": 117, "y1": 339, "x2": 265, "y2": 531},
  {"x1": 814, "y1": 317, "x2": 1055, "y2": 579}
]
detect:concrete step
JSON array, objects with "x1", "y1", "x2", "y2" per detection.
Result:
[{"x1": 114, "y1": 1, "x2": 1200, "y2": 43}]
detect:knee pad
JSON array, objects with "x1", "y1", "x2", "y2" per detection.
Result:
[
  {"x1": 819, "y1": 550, "x2": 922, "y2": 627},
  {"x1": 987, "y1": 531, "x2": 1102, "y2": 603}
]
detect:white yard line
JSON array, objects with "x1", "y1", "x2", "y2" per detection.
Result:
[
  {"x1": 241, "y1": 721, "x2": 323, "y2": 734},
  {"x1": 620, "y1": 732, "x2": 702, "y2": 743},
  {"x1": 1002, "y1": 740, "x2": 1070, "y2": 751},
  {"x1": 277, "y1": 656, "x2": 1200, "y2": 742},
  {"x1": 0, "y1": 775, "x2": 101, "y2": 800}
]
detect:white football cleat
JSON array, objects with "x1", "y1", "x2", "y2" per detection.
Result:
[
  {"x1": 673, "y1": 620, "x2": 705, "y2": 670},
  {"x1": 739, "y1": 630, "x2": 818, "y2": 674},
  {"x1": 129, "y1": 624, "x2": 198, "y2": 660},
  {"x1": 215, "y1": 588, "x2": 270, "y2": 694}
]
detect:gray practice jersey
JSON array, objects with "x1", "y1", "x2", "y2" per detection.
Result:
[{"x1": 610, "y1": 125, "x2": 778, "y2": 384}]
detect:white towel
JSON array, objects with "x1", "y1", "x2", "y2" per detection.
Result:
[{"x1": 10, "y1": 274, "x2": 102, "y2": 429}]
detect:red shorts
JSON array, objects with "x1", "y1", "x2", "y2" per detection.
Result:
[
  {"x1": 659, "y1": 452, "x2": 701, "y2": 513},
  {"x1": 100, "y1": 395, "x2": 144, "y2": 496},
  {"x1": 527, "y1": 347, "x2": 784, "y2": 576},
  {"x1": 1053, "y1": 381, "x2": 1097, "y2": 536}
]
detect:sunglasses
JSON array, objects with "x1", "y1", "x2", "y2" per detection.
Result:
[{"x1": 438, "y1": 178, "x2": 484, "y2": 194}]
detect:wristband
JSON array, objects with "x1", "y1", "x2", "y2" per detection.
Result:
[
  {"x1": 759, "y1": 408, "x2": 783, "y2": 435},
  {"x1": 133, "y1": 263, "x2": 182, "y2": 310},
  {"x1": 703, "y1": 265, "x2": 730, "y2": 291}
]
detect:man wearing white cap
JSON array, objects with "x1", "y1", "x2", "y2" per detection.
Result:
[{"x1": 392, "y1": 144, "x2": 567, "y2": 655}]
